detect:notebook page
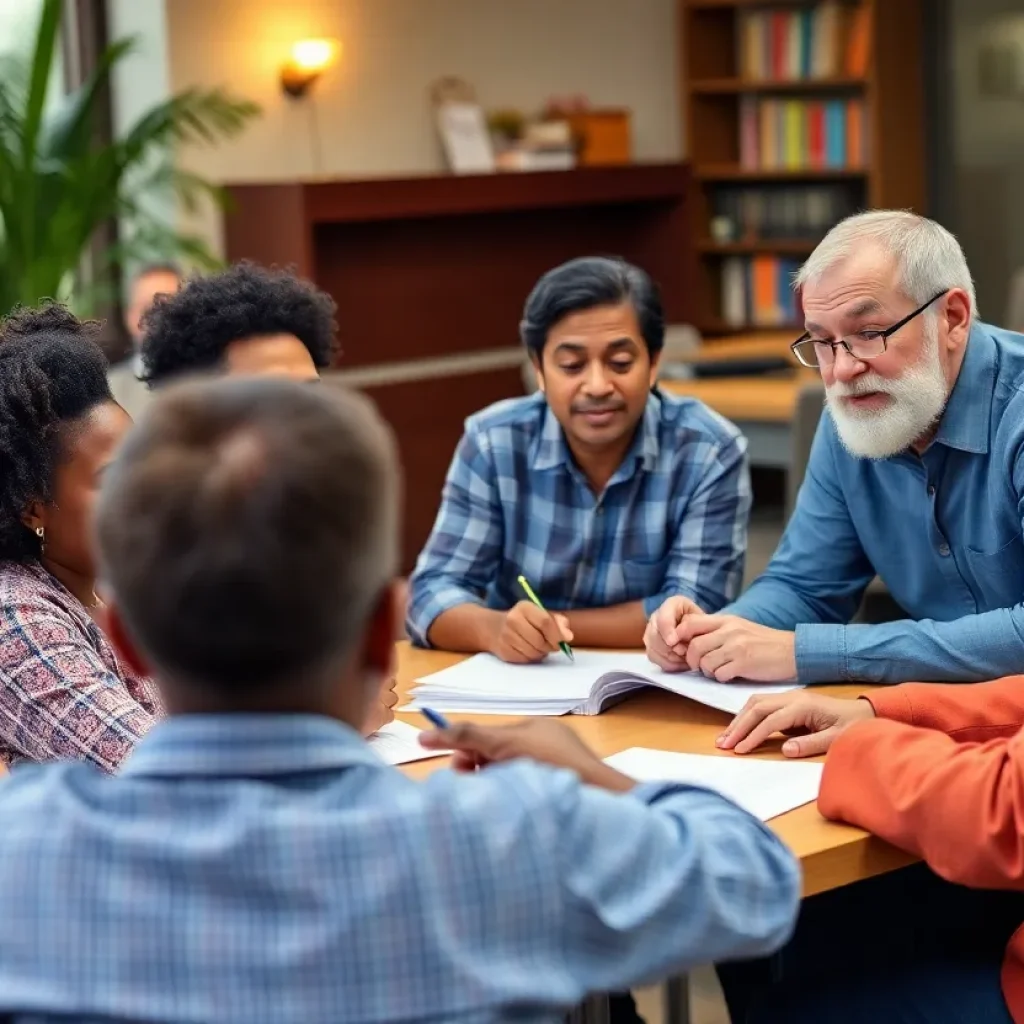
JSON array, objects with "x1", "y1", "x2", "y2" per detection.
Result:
[
  {"x1": 604, "y1": 747, "x2": 824, "y2": 822},
  {"x1": 411, "y1": 651, "x2": 654, "y2": 701},
  {"x1": 638, "y1": 672, "x2": 803, "y2": 715},
  {"x1": 367, "y1": 721, "x2": 450, "y2": 766}
]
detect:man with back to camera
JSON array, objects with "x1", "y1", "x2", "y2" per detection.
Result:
[
  {"x1": 646, "y1": 210, "x2": 1024, "y2": 686},
  {"x1": 139, "y1": 258, "x2": 398, "y2": 732},
  {"x1": 407, "y1": 255, "x2": 752, "y2": 660},
  {"x1": 107, "y1": 262, "x2": 182, "y2": 420},
  {"x1": 0, "y1": 375, "x2": 800, "y2": 1023}
]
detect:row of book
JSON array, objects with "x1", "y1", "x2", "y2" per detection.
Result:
[
  {"x1": 721, "y1": 256, "x2": 801, "y2": 330},
  {"x1": 711, "y1": 184, "x2": 859, "y2": 243},
  {"x1": 740, "y1": 97, "x2": 866, "y2": 172},
  {"x1": 738, "y1": 2, "x2": 870, "y2": 82}
]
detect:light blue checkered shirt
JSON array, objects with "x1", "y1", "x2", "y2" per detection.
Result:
[
  {"x1": 0, "y1": 714, "x2": 798, "y2": 1023},
  {"x1": 407, "y1": 391, "x2": 751, "y2": 646}
]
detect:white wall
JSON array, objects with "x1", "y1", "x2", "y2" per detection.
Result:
[
  {"x1": 167, "y1": 0, "x2": 680, "y2": 179},
  {"x1": 107, "y1": 0, "x2": 176, "y2": 276},
  {"x1": 950, "y1": 0, "x2": 1024, "y2": 319},
  {"x1": 159, "y1": 0, "x2": 681, "y2": 252},
  {"x1": 0, "y1": 0, "x2": 44, "y2": 57}
]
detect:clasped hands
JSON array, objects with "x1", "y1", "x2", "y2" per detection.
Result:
[
  {"x1": 645, "y1": 596, "x2": 876, "y2": 759},
  {"x1": 644, "y1": 595, "x2": 797, "y2": 683}
]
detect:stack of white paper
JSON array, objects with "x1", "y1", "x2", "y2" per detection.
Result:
[
  {"x1": 402, "y1": 651, "x2": 802, "y2": 717},
  {"x1": 604, "y1": 747, "x2": 824, "y2": 822},
  {"x1": 367, "y1": 721, "x2": 449, "y2": 766}
]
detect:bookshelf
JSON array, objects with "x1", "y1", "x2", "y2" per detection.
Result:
[{"x1": 681, "y1": 0, "x2": 925, "y2": 337}]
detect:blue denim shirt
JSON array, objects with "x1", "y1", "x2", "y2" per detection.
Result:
[{"x1": 729, "y1": 321, "x2": 1024, "y2": 684}]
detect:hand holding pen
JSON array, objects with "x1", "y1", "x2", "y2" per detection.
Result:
[
  {"x1": 483, "y1": 575, "x2": 575, "y2": 664},
  {"x1": 420, "y1": 708, "x2": 632, "y2": 792}
]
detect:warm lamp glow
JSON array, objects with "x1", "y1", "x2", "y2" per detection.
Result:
[
  {"x1": 291, "y1": 39, "x2": 337, "y2": 72},
  {"x1": 280, "y1": 38, "x2": 339, "y2": 98}
]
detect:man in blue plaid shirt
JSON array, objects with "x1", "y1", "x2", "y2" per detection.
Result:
[{"x1": 408, "y1": 257, "x2": 751, "y2": 661}]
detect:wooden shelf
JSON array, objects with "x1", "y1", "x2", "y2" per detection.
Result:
[
  {"x1": 694, "y1": 164, "x2": 867, "y2": 182},
  {"x1": 682, "y1": 0, "x2": 924, "y2": 339},
  {"x1": 257, "y1": 164, "x2": 691, "y2": 224},
  {"x1": 691, "y1": 76, "x2": 867, "y2": 95},
  {"x1": 686, "y1": 0, "x2": 822, "y2": 8},
  {"x1": 698, "y1": 238, "x2": 820, "y2": 255},
  {"x1": 698, "y1": 319, "x2": 802, "y2": 335}
]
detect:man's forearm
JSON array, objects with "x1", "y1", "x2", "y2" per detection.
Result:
[
  {"x1": 427, "y1": 603, "x2": 502, "y2": 654},
  {"x1": 727, "y1": 576, "x2": 860, "y2": 631},
  {"x1": 797, "y1": 607, "x2": 1024, "y2": 684},
  {"x1": 564, "y1": 602, "x2": 648, "y2": 649}
]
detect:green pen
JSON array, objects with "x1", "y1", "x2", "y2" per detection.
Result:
[{"x1": 517, "y1": 574, "x2": 574, "y2": 662}]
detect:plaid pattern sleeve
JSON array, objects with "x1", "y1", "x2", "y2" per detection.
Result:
[
  {"x1": 406, "y1": 426, "x2": 504, "y2": 645},
  {"x1": 644, "y1": 430, "x2": 752, "y2": 618},
  {"x1": 0, "y1": 716, "x2": 801, "y2": 1022},
  {"x1": 0, "y1": 587, "x2": 157, "y2": 772}
]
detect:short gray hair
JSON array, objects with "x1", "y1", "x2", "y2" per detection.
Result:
[
  {"x1": 96, "y1": 376, "x2": 400, "y2": 693},
  {"x1": 796, "y1": 210, "x2": 977, "y2": 319}
]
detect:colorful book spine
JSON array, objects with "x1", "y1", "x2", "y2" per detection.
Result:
[
  {"x1": 721, "y1": 256, "x2": 803, "y2": 328},
  {"x1": 737, "y1": 4, "x2": 865, "y2": 83},
  {"x1": 740, "y1": 97, "x2": 859, "y2": 171},
  {"x1": 740, "y1": 97, "x2": 760, "y2": 170}
]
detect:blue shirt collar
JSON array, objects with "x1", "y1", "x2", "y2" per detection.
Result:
[
  {"x1": 120, "y1": 714, "x2": 382, "y2": 779},
  {"x1": 530, "y1": 391, "x2": 661, "y2": 476},
  {"x1": 933, "y1": 322, "x2": 996, "y2": 455}
]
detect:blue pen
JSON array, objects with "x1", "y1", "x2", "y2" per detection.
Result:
[
  {"x1": 421, "y1": 706, "x2": 478, "y2": 770},
  {"x1": 420, "y1": 707, "x2": 451, "y2": 731}
]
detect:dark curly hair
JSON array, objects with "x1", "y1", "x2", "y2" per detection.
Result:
[
  {"x1": 141, "y1": 261, "x2": 337, "y2": 385},
  {"x1": 0, "y1": 303, "x2": 113, "y2": 562}
]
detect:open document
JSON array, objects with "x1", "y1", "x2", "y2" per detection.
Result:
[
  {"x1": 402, "y1": 651, "x2": 802, "y2": 717},
  {"x1": 367, "y1": 721, "x2": 450, "y2": 766},
  {"x1": 605, "y1": 747, "x2": 824, "y2": 822}
]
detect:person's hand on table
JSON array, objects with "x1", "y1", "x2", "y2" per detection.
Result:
[
  {"x1": 717, "y1": 691, "x2": 877, "y2": 757},
  {"x1": 644, "y1": 595, "x2": 706, "y2": 671},
  {"x1": 420, "y1": 719, "x2": 633, "y2": 792},
  {"x1": 677, "y1": 615, "x2": 797, "y2": 683},
  {"x1": 488, "y1": 601, "x2": 573, "y2": 664},
  {"x1": 361, "y1": 675, "x2": 399, "y2": 737}
]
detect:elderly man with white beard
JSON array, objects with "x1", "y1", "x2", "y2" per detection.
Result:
[{"x1": 646, "y1": 209, "x2": 1024, "y2": 686}]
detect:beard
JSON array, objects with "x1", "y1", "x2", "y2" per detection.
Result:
[{"x1": 825, "y1": 317, "x2": 949, "y2": 460}]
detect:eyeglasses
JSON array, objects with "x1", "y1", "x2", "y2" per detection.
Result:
[{"x1": 790, "y1": 291, "x2": 947, "y2": 369}]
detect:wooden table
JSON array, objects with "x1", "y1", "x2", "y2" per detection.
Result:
[
  {"x1": 397, "y1": 645, "x2": 913, "y2": 1024},
  {"x1": 396, "y1": 644, "x2": 913, "y2": 900}
]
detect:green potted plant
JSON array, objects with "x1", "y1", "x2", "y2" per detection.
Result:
[{"x1": 0, "y1": 0, "x2": 260, "y2": 315}]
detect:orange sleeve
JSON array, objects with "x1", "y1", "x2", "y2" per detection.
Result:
[
  {"x1": 820, "y1": 717, "x2": 1024, "y2": 890},
  {"x1": 867, "y1": 675, "x2": 1024, "y2": 742}
]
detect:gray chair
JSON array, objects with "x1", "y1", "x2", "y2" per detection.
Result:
[
  {"x1": 1007, "y1": 267, "x2": 1024, "y2": 332},
  {"x1": 785, "y1": 381, "x2": 826, "y2": 520}
]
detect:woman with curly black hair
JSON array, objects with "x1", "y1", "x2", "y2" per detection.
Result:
[
  {"x1": 141, "y1": 260, "x2": 337, "y2": 385},
  {"x1": 0, "y1": 304, "x2": 160, "y2": 771}
]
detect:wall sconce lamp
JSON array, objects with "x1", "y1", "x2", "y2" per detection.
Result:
[{"x1": 280, "y1": 39, "x2": 339, "y2": 99}]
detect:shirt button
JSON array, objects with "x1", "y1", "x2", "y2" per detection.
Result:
[
  {"x1": 927, "y1": 485, "x2": 936, "y2": 497},
  {"x1": 938, "y1": 543, "x2": 950, "y2": 557}
]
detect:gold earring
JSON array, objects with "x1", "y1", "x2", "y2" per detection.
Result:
[{"x1": 34, "y1": 526, "x2": 44, "y2": 552}]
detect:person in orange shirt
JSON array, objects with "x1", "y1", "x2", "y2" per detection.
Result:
[{"x1": 713, "y1": 680, "x2": 1024, "y2": 1022}]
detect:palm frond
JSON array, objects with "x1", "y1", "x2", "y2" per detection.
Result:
[{"x1": 0, "y1": 0, "x2": 260, "y2": 315}]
